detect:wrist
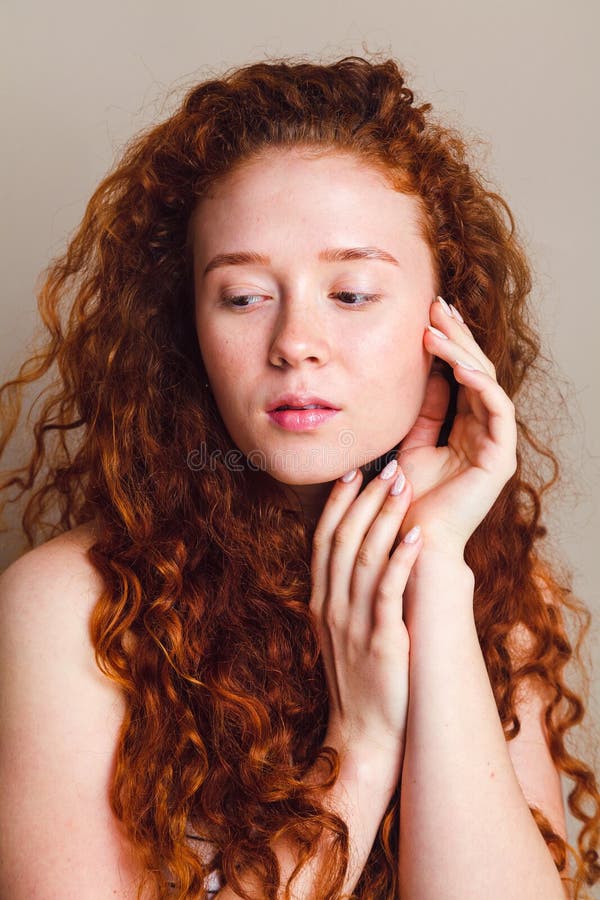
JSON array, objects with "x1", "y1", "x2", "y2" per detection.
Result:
[
  {"x1": 409, "y1": 546, "x2": 473, "y2": 582},
  {"x1": 320, "y1": 727, "x2": 404, "y2": 792},
  {"x1": 403, "y1": 551, "x2": 476, "y2": 631}
]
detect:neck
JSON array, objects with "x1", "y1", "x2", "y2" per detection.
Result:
[{"x1": 281, "y1": 480, "x2": 335, "y2": 524}]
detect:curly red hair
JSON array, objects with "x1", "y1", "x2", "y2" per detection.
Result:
[{"x1": 1, "y1": 53, "x2": 599, "y2": 899}]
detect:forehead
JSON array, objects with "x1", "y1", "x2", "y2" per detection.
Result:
[
  {"x1": 204, "y1": 147, "x2": 395, "y2": 195},
  {"x1": 189, "y1": 148, "x2": 430, "y2": 267}
]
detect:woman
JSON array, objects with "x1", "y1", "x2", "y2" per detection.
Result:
[{"x1": 0, "y1": 55, "x2": 598, "y2": 899}]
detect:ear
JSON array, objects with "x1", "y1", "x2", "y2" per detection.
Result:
[
  {"x1": 430, "y1": 355, "x2": 448, "y2": 377},
  {"x1": 399, "y1": 367, "x2": 450, "y2": 453}
]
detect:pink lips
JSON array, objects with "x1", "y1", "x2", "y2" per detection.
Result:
[
  {"x1": 266, "y1": 391, "x2": 341, "y2": 431},
  {"x1": 267, "y1": 408, "x2": 340, "y2": 431},
  {"x1": 267, "y1": 393, "x2": 340, "y2": 412}
]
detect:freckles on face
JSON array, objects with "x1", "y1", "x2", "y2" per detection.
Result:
[
  {"x1": 350, "y1": 311, "x2": 433, "y2": 456},
  {"x1": 190, "y1": 149, "x2": 436, "y2": 480}
]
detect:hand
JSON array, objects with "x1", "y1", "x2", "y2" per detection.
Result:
[
  {"x1": 395, "y1": 296, "x2": 518, "y2": 557},
  {"x1": 309, "y1": 461, "x2": 423, "y2": 761}
]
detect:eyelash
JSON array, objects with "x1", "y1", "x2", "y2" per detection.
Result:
[{"x1": 220, "y1": 291, "x2": 382, "y2": 308}]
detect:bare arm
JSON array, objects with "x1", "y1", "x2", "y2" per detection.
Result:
[
  {"x1": 0, "y1": 532, "x2": 156, "y2": 900},
  {"x1": 216, "y1": 464, "x2": 424, "y2": 898},
  {"x1": 398, "y1": 554, "x2": 568, "y2": 900},
  {"x1": 215, "y1": 728, "x2": 399, "y2": 899}
]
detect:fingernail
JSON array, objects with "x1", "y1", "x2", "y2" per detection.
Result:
[
  {"x1": 435, "y1": 295, "x2": 453, "y2": 317},
  {"x1": 450, "y1": 304, "x2": 465, "y2": 323},
  {"x1": 403, "y1": 525, "x2": 421, "y2": 544},
  {"x1": 427, "y1": 325, "x2": 449, "y2": 340},
  {"x1": 390, "y1": 470, "x2": 406, "y2": 495},
  {"x1": 341, "y1": 468, "x2": 358, "y2": 482},
  {"x1": 379, "y1": 458, "x2": 398, "y2": 480}
]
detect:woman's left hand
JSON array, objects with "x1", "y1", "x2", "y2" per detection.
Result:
[{"x1": 394, "y1": 296, "x2": 518, "y2": 559}]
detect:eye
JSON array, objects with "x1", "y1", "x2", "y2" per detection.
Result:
[
  {"x1": 219, "y1": 291, "x2": 382, "y2": 309},
  {"x1": 220, "y1": 294, "x2": 266, "y2": 308},
  {"x1": 332, "y1": 291, "x2": 381, "y2": 306}
]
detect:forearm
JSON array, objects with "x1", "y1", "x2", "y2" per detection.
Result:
[
  {"x1": 216, "y1": 731, "x2": 399, "y2": 899},
  {"x1": 398, "y1": 556, "x2": 565, "y2": 900}
]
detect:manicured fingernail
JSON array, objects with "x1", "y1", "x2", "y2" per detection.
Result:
[
  {"x1": 450, "y1": 304, "x2": 464, "y2": 323},
  {"x1": 454, "y1": 358, "x2": 481, "y2": 371},
  {"x1": 435, "y1": 295, "x2": 453, "y2": 317},
  {"x1": 390, "y1": 470, "x2": 406, "y2": 495},
  {"x1": 379, "y1": 458, "x2": 398, "y2": 480},
  {"x1": 341, "y1": 468, "x2": 358, "y2": 482},
  {"x1": 427, "y1": 325, "x2": 448, "y2": 340},
  {"x1": 403, "y1": 525, "x2": 421, "y2": 544}
]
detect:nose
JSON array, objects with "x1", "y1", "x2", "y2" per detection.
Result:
[{"x1": 268, "y1": 298, "x2": 331, "y2": 369}]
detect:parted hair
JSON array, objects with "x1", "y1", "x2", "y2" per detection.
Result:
[{"x1": 1, "y1": 53, "x2": 599, "y2": 899}]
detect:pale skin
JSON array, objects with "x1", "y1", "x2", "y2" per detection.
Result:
[
  {"x1": 191, "y1": 147, "x2": 569, "y2": 897},
  {"x1": 191, "y1": 147, "x2": 437, "y2": 520},
  {"x1": 0, "y1": 148, "x2": 568, "y2": 899}
]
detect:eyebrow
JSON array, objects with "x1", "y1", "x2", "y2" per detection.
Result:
[{"x1": 202, "y1": 246, "x2": 401, "y2": 276}]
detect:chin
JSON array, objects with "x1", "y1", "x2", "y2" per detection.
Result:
[{"x1": 267, "y1": 471, "x2": 338, "y2": 487}]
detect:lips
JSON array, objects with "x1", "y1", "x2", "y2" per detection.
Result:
[
  {"x1": 267, "y1": 393, "x2": 340, "y2": 412},
  {"x1": 267, "y1": 406, "x2": 340, "y2": 431}
]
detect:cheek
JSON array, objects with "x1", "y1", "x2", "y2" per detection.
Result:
[
  {"x1": 196, "y1": 323, "x2": 241, "y2": 382},
  {"x1": 365, "y1": 319, "x2": 431, "y2": 428},
  {"x1": 367, "y1": 316, "x2": 430, "y2": 385},
  {"x1": 196, "y1": 327, "x2": 262, "y2": 429}
]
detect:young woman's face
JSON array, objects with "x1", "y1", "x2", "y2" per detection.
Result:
[{"x1": 191, "y1": 148, "x2": 437, "y2": 513}]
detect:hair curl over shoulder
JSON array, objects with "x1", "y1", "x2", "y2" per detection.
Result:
[{"x1": 1, "y1": 52, "x2": 599, "y2": 899}]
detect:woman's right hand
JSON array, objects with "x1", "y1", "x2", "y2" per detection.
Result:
[{"x1": 309, "y1": 459, "x2": 423, "y2": 762}]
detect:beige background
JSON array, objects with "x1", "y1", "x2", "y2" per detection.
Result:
[{"x1": 2, "y1": 0, "x2": 599, "y2": 871}]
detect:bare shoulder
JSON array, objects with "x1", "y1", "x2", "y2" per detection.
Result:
[
  {"x1": 1, "y1": 518, "x2": 103, "y2": 595},
  {"x1": 0, "y1": 519, "x2": 108, "y2": 677},
  {"x1": 0, "y1": 523, "x2": 156, "y2": 898},
  {"x1": 0, "y1": 522, "x2": 112, "y2": 688}
]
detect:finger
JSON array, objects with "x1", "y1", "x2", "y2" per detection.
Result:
[
  {"x1": 327, "y1": 459, "x2": 404, "y2": 621},
  {"x1": 348, "y1": 471, "x2": 413, "y2": 640},
  {"x1": 424, "y1": 326, "x2": 490, "y2": 422},
  {"x1": 310, "y1": 468, "x2": 364, "y2": 621},
  {"x1": 429, "y1": 296, "x2": 495, "y2": 378},
  {"x1": 371, "y1": 525, "x2": 423, "y2": 638},
  {"x1": 310, "y1": 469, "x2": 364, "y2": 718},
  {"x1": 451, "y1": 361, "x2": 518, "y2": 454},
  {"x1": 438, "y1": 295, "x2": 474, "y2": 337}
]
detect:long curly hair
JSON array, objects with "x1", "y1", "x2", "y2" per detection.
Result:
[{"x1": 1, "y1": 53, "x2": 599, "y2": 899}]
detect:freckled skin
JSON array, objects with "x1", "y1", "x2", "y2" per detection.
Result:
[{"x1": 191, "y1": 148, "x2": 437, "y2": 518}]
